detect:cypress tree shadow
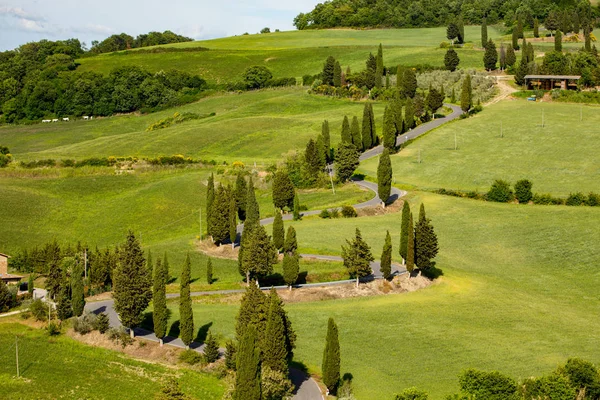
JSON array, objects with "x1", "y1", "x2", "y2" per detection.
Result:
[
  {"x1": 289, "y1": 361, "x2": 311, "y2": 395},
  {"x1": 296, "y1": 271, "x2": 308, "y2": 284},
  {"x1": 140, "y1": 311, "x2": 153, "y2": 330},
  {"x1": 168, "y1": 320, "x2": 180, "y2": 337},
  {"x1": 194, "y1": 321, "x2": 213, "y2": 343},
  {"x1": 421, "y1": 263, "x2": 444, "y2": 279}
]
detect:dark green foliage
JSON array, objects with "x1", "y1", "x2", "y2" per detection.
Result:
[
  {"x1": 484, "y1": 40, "x2": 498, "y2": 71},
  {"x1": 293, "y1": 192, "x2": 301, "y2": 221},
  {"x1": 71, "y1": 259, "x2": 85, "y2": 317},
  {"x1": 527, "y1": 43, "x2": 534, "y2": 64},
  {"x1": 229, "y1": 196, "x2": 237, "y2": 246},
  {"x1": 404, "y1": 98, "x2": 415, "y2": 130},
  {"x1": 587, "y1": 192, "x2": 600, "y2": 207},
  {"x1": 506, "y1": 45, "x2": 516, "y2": 68},
  {"x1": 499, "y1": 44, "x2": 506, "y2": 70},
  {"x1": 211, "y1": 185, "x2": 233, "y2": 245},
  {"x1": 514, "y1": 56, "x2": 529, "y2": 86},
  {"x1": 56, "y1": 284, "x2": 73, "y2": 321},
  {"x1": 545, "y1": 10, "x2": 560, "y2": 33},
  {"x1": 481, "y1": 18, "x2": 488, "y2": 48},
  {"x1": 333, "y1": 61, "x2": 342, "y2": 87},
  {"x1": 244, "y1": 65, "x2": 273, "y2": 89},
  {"x1": 512, "y1": 28, "x2": 520, "y2": 51},
  {"x1": 263, "y1": 289, "x2": 289, "y2": 373},
  {"x1": 365, "y1": 53, "x2": 377, "y2": 89},
  {"x1": 30, "y1": 299, "x2": 50, "y2": 321},
  {"x1": 272, "y1": 212, "x2": 285, "y2": 251},
  {"x1": 46, "y1": 258, "x2": 63, "y2": 300},
  {"x1": 335, "y1": 142, "x2": 360, "y2": 182},
  {"x1": 406, "y1": 213, "x2": 415, "y2": 273},
  {"x1": 341, "y1": 115, "x2": 352, "y2": 144},
  {"x1": 444, "y1": 48, "x2": 460, "y2": 72},
  {"x1": 28, "y1": 274, "x2": 34, "y2": 295},
  {"x1": 322, "y1": 120, "x2": 331, "y2": 162},
  {"x1": 272, "y1": 171, "x2": 295, "y2": 211},
  {"x1": 487, "y1": 180, "x2": 514, "y2": 202},
  {"x1": 225, "y1": 340, "x2": 237, "y2": 370},
  {"x1": 521, "y1": 373, "x2": 575, "y2": 400},
  {"x1": 305, "y1": 138, "x2": 324, "y2": 175},
  {"x1": 401, "y1": 68, "x2": 418, "y2": 99},
  {"x1": 457, "y1": 17, "x2": 465, "y2": 43},
  {"x1": 235, "y1": 283, "x2": 267, "y2": 343},
  {"x1": 322, "y1": 318, "x2": 341, "y2": 394},
  {"x1": 283, "y1": 253, "x2": 300, "y2": 288},
  {"x1": 560, "y1": 358, "x2": 600, "y2": 398},
  {"x1": 534, "y1": 18, "x2": 540, "y2": 37},
  {"x1": 566, "y1": 192, "x2": 586, "y2": 206},
  {"x1": 350, "y1": 116, "x2": 362, "y2": 151},
  {"x1": 381, "y1": 231, "x2": 393, "y2": 280},
  {"x1": 376, "y1": 43, "x2": 384, "y2": 88},
  {"x1": 395, "y1": 387, "x2": 429, "y2": 400},
  {"x1": 382, "y1": 106, "x2": 397, "y2": 151},
  {"x1": 447, "y1": 23, "x2": 460, "y2": 44},
  {"x1": 235, "y1": 174, "x2": 248, "y2": 221},
  {"x1": 341, "y1": 205, "x2": 357, "y2": 218},
  {"x1": 179, "y1": 253, "x2": 194, "y2": 347},
  {"x1": 415, "y1": 204, "x2": 439, "y2": 272},
  {"x1": 146, "y1": 250, "x2": 154, "y2": 276},
  {"x1": 241, "y1": 225, "x2": 278, "y2": 282},
  {"x1": 458, "y1": 369, "x2": 518, "y2": 400},
  {"x1": 426, "y1": 88, "x2": 444, "y2": 115},
  {"x1": 362, "y1": 102, "x2": 376, "y2": 150},
  {"x1": 316, "y1": 134, "x2": 327, "y2": 170},
  {"x1": 555, "y1": 30, "x2": 562, "y2": 52},
  {"x1": 341, "y1": 228, "x2": 374, "y2": 282},
  {"x1": 283, "y1": 226, "x2": 298, "y2": 256},
  {"x1": 461, "y1": 75, "x2": 472, "y2": 113},
  {"x1": 244, "y1": 177, "x2": 260, "y2": 229},
  {"x1": 514, "y1": 179, "x2": 533, "y2": 204},
  {"x1": 206, "y1": 258, "x2": 213, "y2": 284},
  {"x1": 0, "y1": 281, "x2": 13, "y2": 313},
  {"x1": 206, "y1": 173, "x2": 215, "y2": 237},
  {"x1": 234, "y1": 326, "x2": 262, "y2": 400},
  {"x1": 322, "y1": 56, "x2": 336, "y2": 86},
  {"x1": 400, "y1": 201, "x2": 410, "y2": 262},
  {"x1": 95, "y1": 312, "x2": 110, "y2": 334},
  {"x1": 204, "y1": 331, "x2": 220, "y2": 364},
  {"x1": 113, "y1": 231, "x2": 152, "y2": 330},
  {"x1": 153, "y1": 256, "x2": 168, "y2": 341},
  {"x1": 156, "y1": 377, "x2": 191, "y2": 400},
  {"x1": 377, "y1": 149, "x2": 393, "y2": 204}
]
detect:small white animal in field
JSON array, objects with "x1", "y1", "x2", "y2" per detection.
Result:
[
  {"x1": 42, "y1": 119, "x2": 51, "y2": 123},
  {"x1": 83, "y1": 116, "x2": 89, "y2": 120},
  {"x1": 52, "y1": 119, "x2": 59, "y2": 122},
  {"x1": 62, "y1": 117, "x2": 69, "y2": 122}
]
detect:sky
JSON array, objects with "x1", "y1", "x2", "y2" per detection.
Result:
[{"x1": 0, "y1": 0, "x2": 320, "y2": 51}]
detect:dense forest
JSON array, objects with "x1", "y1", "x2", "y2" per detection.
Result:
[
  {"x1": 294, "y1": 0, "x2": 599, "y2": 30},
  {"x1": 89, "y1": 31, "x2": 193, "y2": 55}
]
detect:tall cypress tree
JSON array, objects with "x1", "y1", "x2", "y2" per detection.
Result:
[
  {"x1": 333, "y1": 60, "x2": 342, "y2": 87},
  {"x1": 263, "y1": 289, "x2": 288, "y2": 373},
  {"x1": 211, "y1": 184, "x2": 232, "y2": 245},
  {"x1": 406, "y1": 213, "x2": 415, "y2": 274},
  {"x1": 316, "y1": 134, "x2": 327, "y2": 168},
  {"x1": 460, "y1": 74, "x2": 472, "y2": 113},
  {"x1": 305, "y1": 139, "x2": 323, "y2": 175},
  {"x1": 377, "y1": 149, "x2": 392, "y2": 205},
  {"x1": 283, "y1": 226, "x2": 298, "y2": 256},
  {"x1": 322, "y1": 56, "x2": 336, "y2": 86},
  {"x1": 362, "y1": 103, "x2": 373, "y2": 150},
  {"x1": 341, "y1": 228, "x2": 374, "y2": 287},
  {"x1": 380, "y1": 231, "x2": 392, "y2": 280},
  {"x1": 483, "y1": 39, "x2": 498, "y2": 71},
  {"x1": 376, "y1": 43, "x2": 384, "y2": 88},
  {"x1": 206, "y1": 257, "x2": 213, "y2": 285},
  {"x1": 241, "y1": 225, "x2": 278, "y2": 285},
  {"x1": 512, "y1": 28, "x2": 520, "y2": 51},
  {"x1": 555, "y1": 29, "x2": 562, "y2": 52},
  {"x1": 234, "y1": 174, "x2": 247, "y2": 221},
  {"x1": 179, "y1": 253, "x2": 194, "y2": 349},
  {"x1": 282, "y1": 252, "x2": 299, "y2": 290},
  {"x1": 415, "y1": 203, "x2": 439, "y2": 272},
  {"x1": 229, "y1": 196, "x2": 237, "y2": 248},
  {"x1": 322, "y1": 120, "x2": 331, "y2": 162},
  {"x1": 272, "y1": 211, "x2": 285, "y2": 251},
  {"x1": 382, "y1": 106, "x2": 396, "y2": 151},
  {"x1": 399, "y1": 201, "x2": 411, "y2": 263},
  {"x1": 481, "y1": 17, "x2": 488, "y2": 48},
  {"x1": 341, "y1": 116, "x2": 352, "y2": 143},
  {"x1": 368, "y1": 103, "x2": 377, "y2": 146},
  {"x1": 293, "y1": 192, "x2": 301, "y2": 221},
  {"x1": 322, "y1": 318, "x2": 341, "y2": 395},
  {"x1": 235, "y1": 283, "x2": 268, "y2": 342},
  {"x1": 153, "y1": 257, "x2": 168, "y2": 345},
  {"x1": 245, "y1": 177, "x2": 260, "y2": 227},
  {"x1": 267, "y1": 288, "x2": 296, "y2": 360},
  {"x1": 71, "y1": 258, "x2": 85, "y2": 317},
  {"x1": 206, "y1": 173, "x2": 215, "y2": 238},
  {"x1": 234, "y1": 326, "x2": 262, "y2": 400},
  {"x1": 272, "y1": 171, "x2": 295, "y2": 211},
  {"x1": 533, "y1": 18, "x2": 540, "y2": 37},
  {"x1": 506, "y1": 44, "x2": 516, "y2": 68},
  {"x1": 401, "y1": 68, "x2": 417, "y2": 98},
  {"x1": 113, "y1": 231, "x2": 152, "y2": 338},
  {"x1": 350, "y1": 116, "x2": 362, "y2": 151}
]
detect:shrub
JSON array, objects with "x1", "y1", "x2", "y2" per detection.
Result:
[
  {"x1": 514, "y1": 179, "x2": 533, "y2": 204},
  {"x1": 94, "y1": 312, "x2": 110, "y2": 334},
  {"x1": 532, "y1": 193, "x2": 564, "y2": 205},
  {"x1": 395, "y1": 387, "x2": 429, "y2": 399},
  {"x1": 458, "y1": 369, "x2": 518, "y2": 400},
  {"x1": 107, "y1": 327, "x2": 134, "y2": 348},
  {"x1": 47, "y1": 321, "x2": 61, "y2": 336},
  {"x1": 179, "y1": 349, "x2": 203, "y2": 365},
  {"x1": 587, "y1": 192, "x2": 600, "y2": 206},
  {"x1": 30, "y1": 299, "x2": 50, "y2": 321},
  {"x1": 319, "y1": 209, "x2": 331, "y2": 219},
  {"x1": 243, "y1": 66, "x2": 273, "y2": 89},
  {"x1": 225, "y1": 340, "x2": 236, "y2": 370},
  {"x1": 486, "y1": 180, "x2": 514, "y2": 203},
  {"x1": 559, "y1": 358, "x2": 600, "y2": 398},
  {"x1": 203, "y1": 332, "x2": 220, "y2": 364},
  {"x1": 566, "y1": 192, "x2": 586, "y2": 206},
  {"x1": 341, "y1": 205, "x2": 357, "y2": 218},
  {"x1": 330, "y1": 208, "x2": 340, "y2": 218},
  {"x1": 73, "y1": 312, "x2": 98, "y2": 335}
]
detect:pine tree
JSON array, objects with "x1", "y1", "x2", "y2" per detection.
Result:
[
  {"x1": 333, "y1": 61, "x2": 342, "y2": 87},
  {"x1": 382, "y1": 106, "x2": 396, "y2": 151},
  {"x1": 340, "y1": 115, "x2": 351, "y2": 144},
  {"x1": 555, "y1": 29, "x2": 562, "y2": 52},
  {"x1": 377, "y1": 149, "x2": 392, "y2": 206},
  {"x1": 380, "y1": 231, "x2": 392, "y2": 280},
  {"x1": 263, "y1": 289, "x2": 288, "y2": 373},
  {"x1": 229, "y1": 196, "x2": 237, "y2": 247},
  {"x1": 322, "y1": 56, "x2": 336, "y2": 86},
  {"x1": 506, "y1": 44, "x2": 516, "y2": 68},
  {"x1": 206, "y1": 173, "x2": 215, "y2": 237},
  {"x1": 322, "y1": 120, "x2": 331, "y2": 162},
  {"x1": 406, "y1": 213, "x2": 415, "y2": 273},
  {"x1": 234, "y1": 326, "x2": 262, "y2": 400},
  {"x1": 444, "y1": 48, "x2": 460, "y2": 72},
  {"x1": 534, "y1": 18, "x2": 540, "y2": 37},
  {"x1": 272, "y1": 171, "x2": 295, "y2": 211},
  {"x1": 293, "y1": 191, "x2": 301, "y2": 221},
  {"x1": 481, "y1": 17, "x2": 488, "y2": 48},
  {"x1": 460, "y1": 74, "x2": 472, "y2": 113},
  {"x1": 71, "y1": 258, "x2": 85, "y2": 317},
  {"x1": 335, "y1": 142, "x2": 360, "y2": 183},
  {"x1": 234, "y1": 173, "x2": 247, "y2": 221},
  {"x1": 241, "y1": 225, "x2": 278, "y2": 284},
  {"x1": 283, "y1": 226, "x2": 298, "y2": 255},
  {"x1": 415, "y1": 204, "x2": 439, "y2": 272},
  {"x1": 361, "y1": 103, "x2": 373, "y2": 150},
  {"x1": 376, "y1": 43, "x2": 384, "y2": 88},
  {"x1": 341, "y1": 228, "x2": 374, "y2": 287},
  {"x1": 153, "y1": 257, "x2": 168, "y2": 345},
  {"x1": 350, "y1": 116, "x2": 362, "y2": 151},
  {"x1": 206, "y1": 258, "x2": 213, "y2": 284},
  {"x1": 179, "y1": 253, "x2": 194, "y2": 348},
  {"x1": 203, "y1": 330, "x2": 220, "y2": 363},
  {"x1": 282, "y1": 252, "x2": 299, "y2": 290},
  {"x1": 113, "y1": 231, "x2": 152, "y2": 337},
  {"x1": 483, "y1": 39, "x2": 498, "y2": 71},
  {"x1": 211, "y1": 184, "x2": 232, "y2": 245},
  {"x1": 399, "y1": 201, "x2": 411, "y2": 263},
  {"x1": 322, "y1": 318, "x2": 341, "y2": 395},
  {"x1": 272, "y1": 211, "x2": 285, "y2": 251}
]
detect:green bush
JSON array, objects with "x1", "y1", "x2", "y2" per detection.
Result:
[
  {"x1": 30, "y1": 299, "x2": 50, "y2": 321},
  {"x1": 319, "y1": 209, "x2": 331, "y2": 219},
  {"x1": 566, "y1": 192, "x2": 586, "y2": 206},
  {"x1": 73, "y1": 312, "x2": 98, "y2": 335},
  {"x1": 395, "y1": 387, "x2": 429, "y2": 399},
  {"x1": 107, "y1": 327, "x2": 133, "y2": 348},
  {"x1": 329, "y1": 208, "x2": 340, "y2": 218},
  {"x1": 458, "y1": 369, "x2": 518, "y2": 400},
  {"x1": 94, "y1": 312, "x2": 110, "y2": 334},
  {"x1": 559, "y1": 358, "x2": 600, "y2": 398},
  {"x1": 243, "y1": 65, "x2": 273, "y2": 89},
  {"x1": 47, "y1": 321, "x2": 61, "y2": 336},
  {"x1": 514, "y1": 179, "x2": 533, "y2": 204},
  {"x1": 225, "y1": 340, "x2": 236, "y2": 370},
  {"x1": 532, "y1": 193, "x2": 564, "y2": 205},
  {"x1": 520, "y1": 373, "x2": 575, "y2": 400},
  {"x1": 341, "y1": 205, "x2": 357, "y2": 218},
  {"x1": 179, "y1": 349, "x2": 203, "y2": 365},
  {"x1": 587, "y1": 192, "x2": 600, "y2": 206},
  {"x1": 486, "y1": 180, "x2": 514, "y2": 203}
]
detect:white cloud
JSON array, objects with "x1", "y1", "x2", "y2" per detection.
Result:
[
  {"x1": 73, "y1": 24, "x2": 115, "y2": 35},
  {"x1": 0, "y1": 5, "x2": 44, "y2": 21}
]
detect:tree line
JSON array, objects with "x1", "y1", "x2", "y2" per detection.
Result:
[{"x1": 88, "y1": 31, "x2": 193, "y2": 55}]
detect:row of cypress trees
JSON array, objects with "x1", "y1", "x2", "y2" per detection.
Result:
[{"x1": 399, "y1": 202, "x2": 439, "y2": 274}]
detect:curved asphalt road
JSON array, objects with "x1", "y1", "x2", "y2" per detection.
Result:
[{"x1": 85, "y1": 103, "x2": 462, "y2": 400}]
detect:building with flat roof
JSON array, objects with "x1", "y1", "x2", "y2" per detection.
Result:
[
  {"x1": 0, "y1": 253, "x2": 23, "y2": 284},
  {"x1": 524, "y1": 75, "x2": 581, "y2": 90}
]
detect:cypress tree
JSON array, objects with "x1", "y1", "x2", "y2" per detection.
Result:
[
  {"x1": 322, "y1": 120, "x2": 331, "y2": 162},
  {"x1": 380, "y1": 231, "x2": 392, "y2": 280},
  {"x1": 293, "y1": 192, "x2": 301, "y2": 221},
  {"x1": 113, "y1": 231, "x2": 152, "y2": 337},
  {"x1": 406, "y1": 213, "x2": 415, "y2": 274},
  {"x1": 404, "y1": 98, "x2": 415, "y2": 129},
  {"x1": 460, "y1": 74, "x2": 472, "y2": 113},
  {"x1": 341, "y1": 228, "x2": 374, "y2": 287},
  {"x1": 415, "y1": 204, "x2": 439, "y2": 272},
  {"x1": 341, "y1": 116, "x2": 352, "y2": 144},
  {"x1": 376, "y1": 43, "x2": 384, "y2": 88},
  {"x1": 499, "y1": 44, "x2": 506, "y2": 70},
  {"x1": 369, "y1": 103, "x2": 378, "y2": 147},
  {"x1": 457, "y1": 16, "x2": 465, "y2": 43},
  {"x1": 245, "y1": 177, "x2": 260, "y2": 227},
  {"x1": 585, "y1": 29, "x2": 592, "y2": 52},
  {"x1": 516, "y1": 15, "x2": 523, "y2": 39},
  {"x1": 399, "y1": 201, "x2": 410, "y2": 263},
  {"x1": 426, "y1": 88, "x2": 444, "y2": 115},
  {"x1": 322, "y1": 318, "x2": 341, "y2": 395},
  {"x1": 361, "y1": 103, "x2": 373, "y2": 150},
  {"x1": 283, "y1": 226, "x2": 298, "y2": 255},
  {"x1": 206, "y1": 257, "x2": 213, "y2": 284},
  {"x1": 229, "y1": 196, "x2": 237, "y2": 248},
  {"x1": 515, "y1": 56, "x2": 529, "y2": 86},
  {"x1": 206, "y1": 173, "x2": 215, "y2": 238},
  {"x1": 179, "y1": 253, "x2": 194, "y2": 349},
  {"x1": 146, "y1": 250, "x2": 153, "y2": 276},
  {"x1": 377, "y1": 149, "x2": 392, "y2": 205},
  {"x1": 263, "y1": 289, "x2": 288, "y2": 373},
  {"x1": 322, "y1": 56, "x2": 336, "y2": 86},
  {"x1": 450, "y1": 88, "x2": 456, "y2": 103},
  {"x1": 234, "y1": 326, "x2": 262, "y2": 400},
  {"x1": 56, "y1": 282, "x2": 72, "y2": 321},
  {"x1": 350, "y1": 116, "x2": 362, "y2": 151},
  {"x1": 382, "y1": 106, "x2": 396, "y2": 151},
  {"x1": 153, "y1": 257, "x2": 168, "y2": 345},
  {"x1": 573, "y1": 13, "x2": 580, "y2": 34},
  {"x1": 267, "y1": 288, "x2": 296, "y2": 360},
  {"x1": 521, "y1": 37, "x2": 528, "y2": 62},
  {"x1": 241, "y1": 225, "x2": 278, "y2": 284},
  {"x1": 555, "y1": 30, "x2": 562, "y2": 52},
  {"x1": 534, "y1": 18, "x2": 540, "y2": 38},
  {"x1": 305, "y1": 138, "x2": 323, "y2": 175},
  {"x1": 447, "y1": 22, "x2": 460, "y2": 44},
  {"x1": 365, "y1": 52, "x2": 377, "y2": 89},
  {"x1": 512, "y1": 28, "x2": 520, "y2": 50},
  {"x1": 483, "y1": 39, "x2": 498, "y2": 71},
  {"x1": 282, "y1": 252, "x2": 299, "y2": 290},
  {"x1": 333, "y1": 61, "x2": 342, "y2": 87},
  {"x1": 444, "y1": 48, "x2": 460, "y2": 72},
  {"x1": 481, "y1": 17, "x2": 488, "y2": 48},
  {"x1": 316, "y1": 134, "x2": 327, "y2": 169},
  {"x1": 235, "y1": 282, "x2": 267, "y2": 343},
  {"x1": 335, "y1": 141, "x2": 360, "y2": 183},
  {"x1": 272, "y1": 211, "x2": 285, "y2": 251},
  {"x1": 527, "y1": 43, "x2": 534, "y2": 64},
  {"x1": 71, "y1": 258, "x2": 85, "y2": 317},
  {"x1": 204, "y1": 331, "x2": 220, "y2": 363},
  {"x1": 46, "y1": 258, "x2": 63, "y2": 300},
  {"x1": 211, "y1": 184, "x2": 232, "y2": 245},
  {"x1": 401, "y1": 68, "x2": 417, "y2": 98},
  {"x1": 234, "y1": 174, "x2": 247, "y2": 221},
  {"x1": 506, "y1": 44, "x2": 516, "y2": 68},
  {"x1": 272, "y1": 171, "x2": 295, "y2": 211},
  {"x1": 28, "y1": 274, "x2": 34, "y2": 295}
]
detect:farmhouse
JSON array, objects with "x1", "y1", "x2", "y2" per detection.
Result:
[
  {"x1": 0, "y1": 253, "x2": 22, "y2": 284},
  {"x1": 524, "y1": 75, "x2": 581, "y2": 90}
]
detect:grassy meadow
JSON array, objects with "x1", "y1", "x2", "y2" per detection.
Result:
[
  {"x1": 0, "y1": 323, "x2": 224, "y2": 400},
  {"x1": 77, "y1": 26, "x2": 503, "y2": 83},
  {"x1": 360, "y1": 100, "x2": 600, "y2": 196}
]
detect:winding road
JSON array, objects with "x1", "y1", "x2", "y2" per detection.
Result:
[{"x1": 85, "y1": 103, "x2": 462, "y2": 400}]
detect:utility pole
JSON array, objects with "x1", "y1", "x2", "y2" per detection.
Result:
[{"x1": 15, "y1": 336, "x2": 19, "y2": 378}]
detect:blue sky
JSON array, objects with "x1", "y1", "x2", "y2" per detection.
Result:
[{"x1": 0, "y1": 0, "x2": 319, "y2": 51}]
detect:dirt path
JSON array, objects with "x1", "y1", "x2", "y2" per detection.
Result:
[{"x1": 486, "y1": 76, "x2": 518, "y2": 106}]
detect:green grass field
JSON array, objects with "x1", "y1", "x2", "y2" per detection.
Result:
[
  {"x1": 0, "y1": 322, "x2": 224, "y2": 399},
  {"x1": 360, "y1": 100, "x2": 600, "y2": 196},
  {"x1": 77, "y1": 27, "x2": 502, "y2": 83},
  {"x1": 161, "y1": 191, "x2": 600, "y2": 399}
]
